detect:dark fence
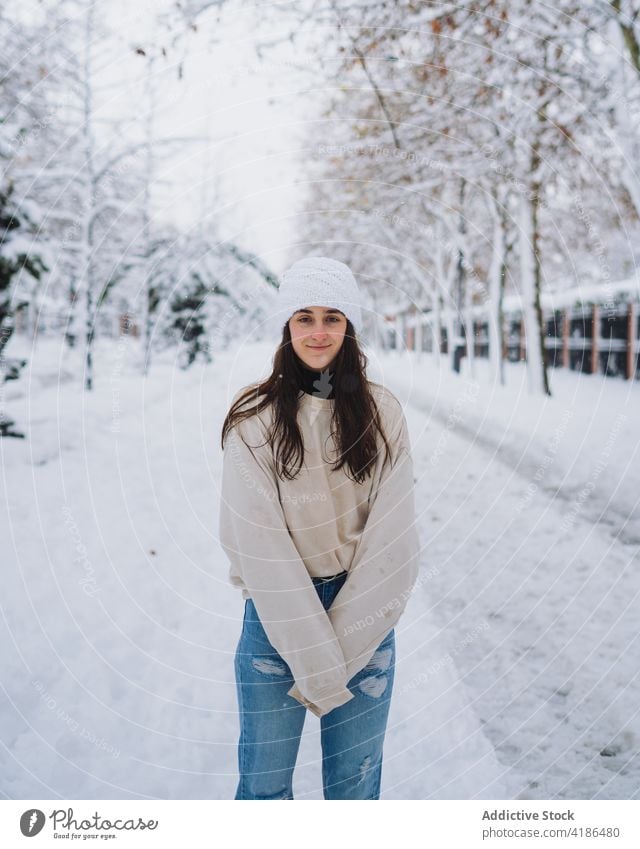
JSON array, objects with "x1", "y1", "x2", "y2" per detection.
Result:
[{"x1": 388, "y1": 300, "x2": 639, "y2": 380}]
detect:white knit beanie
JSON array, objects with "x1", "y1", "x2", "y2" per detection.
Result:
[{"x1": 274, "y1": 256, "x2": 363, "y2": 334}]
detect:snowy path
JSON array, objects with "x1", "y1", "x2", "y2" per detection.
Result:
[
  {"x1": 389, "y1": 352, "x2": 640, "y2": 800},
  {"x1": 1, "y1": 337, "x2": 638, "y2": 799}
]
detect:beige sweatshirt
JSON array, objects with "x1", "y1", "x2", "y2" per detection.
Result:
[{"x1": 218, "y1": 381, "x2": 420, "y2": 718}]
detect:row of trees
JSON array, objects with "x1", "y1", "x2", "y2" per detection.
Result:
[
  {"x1": 0, "y1": 0, "x2": 276, "y2": 426},
  {"x1": 318, "y1": 1, "x2": 640, "y2": 395}
]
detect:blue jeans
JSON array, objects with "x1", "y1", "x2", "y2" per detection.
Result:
[{"x1": 233, "y1": 571, "x2": 396, "y2": 800}]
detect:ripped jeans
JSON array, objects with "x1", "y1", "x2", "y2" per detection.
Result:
[{"x1": 233, "y1": 571, "x2": 395, "y2": 800}]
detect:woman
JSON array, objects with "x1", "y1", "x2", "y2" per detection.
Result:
[{"x1": 219, "y1": 256, "x2": 421, "y2": 800}]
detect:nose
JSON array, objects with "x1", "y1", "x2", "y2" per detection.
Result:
[{"x1": 310, "y1": 324, "x2": 329, "y2": 341}]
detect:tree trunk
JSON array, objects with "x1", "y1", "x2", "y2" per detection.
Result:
[
  {"x1": 519, "y1": 185, "x2": 550, "y2": 396},
  {"x1": 487, "y1": 194, "x2": 506, "y2": 387}
]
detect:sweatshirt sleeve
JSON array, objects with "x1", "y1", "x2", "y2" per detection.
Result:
[
  {"x1": 218, "y1": 413, "x2": 355, "y2": 718},
  {"x1": 326, "y1": 400, "x2": 421, "y2": 682}
]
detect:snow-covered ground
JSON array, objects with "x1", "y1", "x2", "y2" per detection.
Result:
[{"x1": 1, "y1": 333, "x2": 638, "y2": 799}]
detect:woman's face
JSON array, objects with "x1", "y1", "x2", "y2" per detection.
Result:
[{"x1": 288, "y1": 306, "x2": 348, "y2": 370}]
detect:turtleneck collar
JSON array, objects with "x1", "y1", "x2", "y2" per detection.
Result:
[{"x1": 295, "y1": 358, "x2": 336, "y2": 399}]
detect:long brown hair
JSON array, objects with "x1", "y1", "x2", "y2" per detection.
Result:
[{"x1": 220, "y1": 319, "x2": 392, "y2": 484}]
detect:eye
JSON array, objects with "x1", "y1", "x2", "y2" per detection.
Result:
[{"x1": 297, "y1": 315, "x2": 341, "y2": 322}]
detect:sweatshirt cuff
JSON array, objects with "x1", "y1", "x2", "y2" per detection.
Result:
[{"x1": 287, "y1": 682, "x2": 354, "y2": 718}]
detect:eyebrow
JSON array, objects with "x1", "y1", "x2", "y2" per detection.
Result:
[{"x1": 294, "y1": 308, "x2": 342, "y2": 315}]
